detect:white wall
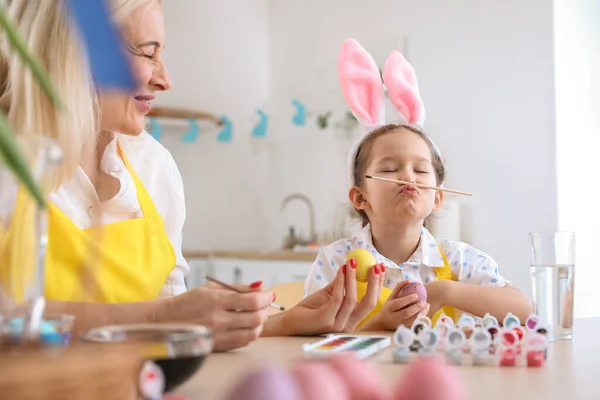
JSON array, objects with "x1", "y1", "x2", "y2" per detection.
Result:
[
  {"x1": 158, "y1": 1, "x2": 570, "y2": 301},
  {"x1": 159, "y1": 0, "x2": 271, "y2": 250},
  {"x1": 267, "y1": 0, "x2": 558, "y2": 294},
  {"x1": 554, "y1": 0, "x2": 600, "y2": 317}
]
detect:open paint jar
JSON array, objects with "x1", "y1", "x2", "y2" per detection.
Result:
[
  {"x1": 82, "y1": 323, "x2": 212, "y2": 392},
  {"x1": 0, "y1": 313, "x2": 75, "y2": 349}
]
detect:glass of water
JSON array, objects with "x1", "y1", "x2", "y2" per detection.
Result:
[{"x1": 529, "y1": 232, "x2": 575, "y2": 341}]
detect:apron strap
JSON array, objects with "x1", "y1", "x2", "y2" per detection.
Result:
[
  {"x1": 431, "y1": 245, "x2": 460, "y2": 326},
  {"x1": 116, "y1": 141, "x2": 159, "y2": 219}
]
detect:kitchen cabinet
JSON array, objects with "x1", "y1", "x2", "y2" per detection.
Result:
[{"x1": 185, "y1": 257, "x2": 312, "y2": 290}]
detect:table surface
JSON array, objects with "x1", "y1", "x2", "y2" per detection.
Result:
[{"x1": 178, "y1": 318, "x2": 600, "y2": 400}]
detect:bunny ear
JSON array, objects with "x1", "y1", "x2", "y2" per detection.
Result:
[
  {"x1": 382, "y1": 50, "x2": 425, "y2": 127},
  {"x1": 338, "y1": 38, "x2": 386, "y2": 130}
]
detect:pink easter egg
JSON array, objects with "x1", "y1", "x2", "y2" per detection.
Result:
[
  {"x1": 292, "y1": 361, "x2": 350, "y2": 400},
  {"x1": 393, "y1": 356, "x2": 467, "y2": 400},
  {"x1": 398, "y1": 282, "x2": 427, "y2": 309},
  {"x1": 225, "y1": 367, "x2": 302, "y2": 400},
  {"x1": 329, "y1": 354, "x2": 389, "y2": 400}
]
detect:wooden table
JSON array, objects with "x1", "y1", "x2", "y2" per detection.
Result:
[{"x1": 177, "y1": 318, "x2": 600, "y2": 400}]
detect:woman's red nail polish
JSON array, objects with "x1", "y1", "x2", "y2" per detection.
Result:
[
  {"x1": 349, "y1": 259, "x2": 357, "y2": 269},
  {"x1": 272, "y1": 293, "x2": 276, "y2": 301},
  {"x1": 250, "y1": 281, "x2": 263, "y2": 288},
  {"x1": 380, "y1": 264, "x2": 386, "y2": 273},
  {"x1": 374, "y1": 265, "x2": 380, "y2": 274},
  {"x1": 342, "y1": 264, "x2": 347, "y2": 275}
]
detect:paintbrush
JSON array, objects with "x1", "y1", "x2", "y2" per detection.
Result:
[
  {"x1": 365, "y1": 175, "x2": 472, "y2": 196},
  {"x1": 205, "y1": 276, "x2": 285, "y2": 311}
]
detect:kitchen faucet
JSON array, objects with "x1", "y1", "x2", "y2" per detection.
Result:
[{"x1": 280, "y1": 193, "x2": 317, "y2": 249}]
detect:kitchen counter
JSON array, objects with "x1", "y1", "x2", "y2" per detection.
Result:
[{"x1": 183, "y1": 250, "x2": 317, "y2": 262}]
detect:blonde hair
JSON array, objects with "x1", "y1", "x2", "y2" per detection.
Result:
[{"x1": 0, "y1": 0, "x2": 157, "y2": 189}]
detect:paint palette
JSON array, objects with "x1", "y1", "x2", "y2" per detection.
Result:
[{"x1": 303, "y1": 335, "x2": 391, "y2": 359}]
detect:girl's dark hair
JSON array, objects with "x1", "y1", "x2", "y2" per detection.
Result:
[{"x1": 352, "y1": 124, "x2": 446, "y2": 226}]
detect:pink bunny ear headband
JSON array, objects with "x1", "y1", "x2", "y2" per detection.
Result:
[{"x1": 339, "y1": 38, "x2": 441, "y2": 188}]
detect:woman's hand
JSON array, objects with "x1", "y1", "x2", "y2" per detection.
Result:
[
  {"x1": 273, "y1": 260, "x2": 386, "y2": 336},
  {"x1": 367, "y1": 280, "x2": 430, "y2": 331},
  {"x1": 154, "y1": 283, "x2": 274, "y2": 352}
]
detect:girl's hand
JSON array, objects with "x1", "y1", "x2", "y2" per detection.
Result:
[
  {"x1": 373, "y1": 280, "x2": 430, "y2": 331},
  {"x1": 423, "y1": 280, "x2": 449, "y2": 318},
  {"x1": 278, "y1": 260, "x2": 386, "y2": 335}
]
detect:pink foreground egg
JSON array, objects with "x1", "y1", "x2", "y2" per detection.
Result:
[
  {"x1": 329, "y1": 354, "x2": 389, "y2": 400},
  {"x1": 397, "y1": 282, "x2": 427, "y2": 308},
  {"x1": 393, "y1": 356, "x2": 467, "y2": 400},
  {"x1": 225, "y1": 367, "x2": 302, "y2": 400},
  {"x1": 292, "y1": 361, "x2": 350, "y2": 400}
]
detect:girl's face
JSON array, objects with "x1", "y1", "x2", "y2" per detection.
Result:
[
  {"x1": 351, "y1": 128, "x2": 443, "y2": 226},
  {"x1": 98, "y1": 0, "x2": 171, "y2": 134}
]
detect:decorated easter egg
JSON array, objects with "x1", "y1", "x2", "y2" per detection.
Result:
[
  {"x1": 292, "y1": 361, "x2": 350, "y2": 400},
  {"x1": 393, "y1": 357, "x2": 467, "y2": 400},
  {"x1": 225, "y1": 367, "x2": 302, "y2": 400},
  {"x1": 397, "y1": 282, "x2": 427, "y2": 309},
  {"x1": 346, "y1": 249, "x2": 376, "y2": 282},
  {"x1": 329, "y1": 354, "x2": 389, "y2": 400}
]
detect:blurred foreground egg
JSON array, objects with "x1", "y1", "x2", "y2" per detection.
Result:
[{"x1": 225, "y1": 367, "x2": 302, "y2": 400}]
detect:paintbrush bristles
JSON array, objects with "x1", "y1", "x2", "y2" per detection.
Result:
[{"x1": 364, "y1": 175, "x2": 472, "y2": 197}]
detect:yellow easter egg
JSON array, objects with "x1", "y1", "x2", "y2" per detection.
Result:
[
  {"x1": 356, "y1": 282, "x2": 392, "y2": 328},
  {"x1": 346, "y1": 249, "x2": 376, "y2": 283}
]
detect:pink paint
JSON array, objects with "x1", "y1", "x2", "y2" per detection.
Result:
[{"x1": 527, "y1": 350, "x2": 545, "y2": 367}]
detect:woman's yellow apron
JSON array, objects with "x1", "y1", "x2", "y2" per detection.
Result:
[{"x1": 0, "y1": 142, "x2": 175, "y2": 303}]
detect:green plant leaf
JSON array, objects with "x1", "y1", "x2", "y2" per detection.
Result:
[
  {"x1": 0, "y1": 111, "x2": 46, "y2": 207},
  {"x1": 0, "y1": 6, "x2": 63, "y2": 109}
]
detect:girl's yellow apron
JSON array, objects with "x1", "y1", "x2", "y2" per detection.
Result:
[
  {"x1": 430, "y1": 247, "x2": 461, "y2": 325},
  {"x1": 0, "y1": 142, "x2": 175, "y2": 303},
  {"x1": 356, "y1": 245, "x2": 461, "y2": 328}
]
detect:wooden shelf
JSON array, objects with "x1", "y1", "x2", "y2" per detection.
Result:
[{"x1": 148, "y1": 106, "x2": 223, "y2": 126}]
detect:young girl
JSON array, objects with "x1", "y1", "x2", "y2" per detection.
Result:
[{"x1": 305, "y1": 38, "x2": 532, "y2": 331}]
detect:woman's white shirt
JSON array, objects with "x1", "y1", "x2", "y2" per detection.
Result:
[{"x1": 49, "y1": 131, "x2": 189, "y2": 298}]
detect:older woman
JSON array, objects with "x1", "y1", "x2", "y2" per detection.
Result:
[{"x1": 0, "y1": 0, "x2": 384, "y2": 349}]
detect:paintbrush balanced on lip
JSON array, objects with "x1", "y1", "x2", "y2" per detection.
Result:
[
  {"x1": 365, "y1": 175, "x2": 472, "y2": 197},
  {"x1": 206, "y1": 276, "x2": 285, "y2": 311}
]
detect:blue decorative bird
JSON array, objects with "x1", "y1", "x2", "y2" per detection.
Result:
[
  {"x1": 181, "y1": 118, "x2": 200, "y2": 143},
  {"x1": 217, "y1": 116, "x2": 233, "y2": 142},
  {"x1": 252, "y1": 110, "x2": 268, "y2": 137},
  {"x1": 292, "y1": 99, "x2": 306, "y2": 126}
]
